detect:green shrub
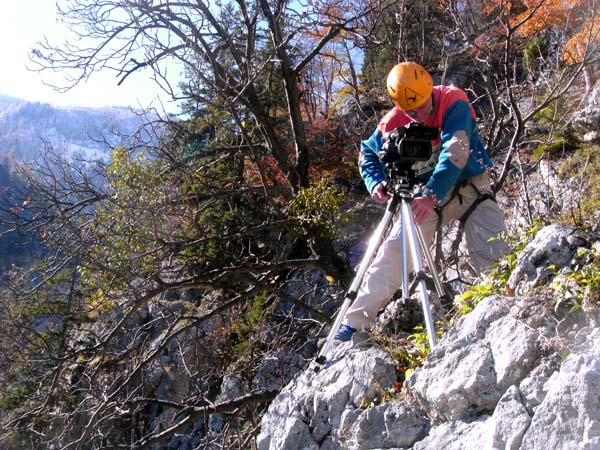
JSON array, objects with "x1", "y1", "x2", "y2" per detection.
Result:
[
  {"x1": 532, "y1": 126, "x2": 581, "y2": 161},
  {"x1": 456, "y1": 221, "x2": 543, "y2": 314},
  {"x1": 522, "y1": 37, "x2": 548, "y2": 77},
  {"x1": 549, "y1": 246, "x2": 600, "y2": 311},
  {"x1": 289, "y1": 178, "x2": 348, "y2": 239},
  {"x1": 232, "y1": 291, "x2": 269, "y2": 356}
]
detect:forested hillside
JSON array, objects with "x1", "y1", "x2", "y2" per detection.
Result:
[
  {"x1": 0, "y1": 0, "x2": 598, "y2": 449},
  {"x1": 0, "y1": 95, "x2": 148, "y2": 164},
  {"x1": 0, "y1": 95, "x2": 152, "y2": 270}
]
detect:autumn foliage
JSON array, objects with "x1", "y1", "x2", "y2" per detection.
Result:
[{"x1": 484, "y1": 0, "x2": 599, "y2": 64}]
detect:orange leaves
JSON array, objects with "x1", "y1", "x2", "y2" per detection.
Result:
[
  {"x1": 482, "y1": 0, "x2": 527, "y2": 16},
  {"x1": 314, "y1": 0, "x2": 352, "y2": 20},
  {"x1": 563, "y1": 14, "x2": 600, "y2": 63},
  {"x1": 480, "y1": 0, "x2": 593, "y2": 37},
  {"x1": 243, "y1": 154, "x2": 290, "y2": 188},
  {"x1": 515, "y1": 0, "x2": 599, "y2": 65},
  {"x1": 479, "y1": 0, "x2": 598, "y2": 64},
  {"x1": 310, "y1": 0, "x2": 353, "y2": 39},
  {"x1": 305, "y1": 117, "x2": 359, "y2": 182},
  {"x1": 512, "y1": 0, "x2": 569, "y2": 36}
]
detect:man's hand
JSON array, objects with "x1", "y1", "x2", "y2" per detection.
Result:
[
  {"x1": 371, "y1": 182, "x2": 390, "y2": 204},
  {"x1": 412, "y1": 195, "x2": 436, "y2": 224}
]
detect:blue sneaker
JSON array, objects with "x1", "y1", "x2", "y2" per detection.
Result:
[{"x1": 335, "y1": 325, "x2": 357, "y2": 342}]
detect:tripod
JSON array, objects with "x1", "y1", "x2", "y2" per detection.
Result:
[{"x1": 315, "y1": 166, "x2": 449, "y2": 367}]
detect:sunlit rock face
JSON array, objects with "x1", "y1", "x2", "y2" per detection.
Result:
[{"x1": 258, "y1": 224, "x2": 600, "y2": 450}]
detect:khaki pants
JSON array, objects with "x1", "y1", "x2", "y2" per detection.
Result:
[{"x1": 343, "y1": 173, "x2": 509, "y2": 331}]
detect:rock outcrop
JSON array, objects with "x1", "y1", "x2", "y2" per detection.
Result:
[
  {"x1": 573, "y1": 80, "x2": 600, "y2": 141},
  {"x1": 257, "y1": 224, "x2": 600, "y2": 449}
]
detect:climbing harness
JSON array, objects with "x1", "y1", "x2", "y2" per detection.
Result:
[{"x1": 433, "y1": 178, "x2": 498, "y2": 279}]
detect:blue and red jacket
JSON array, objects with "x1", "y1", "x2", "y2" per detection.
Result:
[{"x1": 359, "y1": 85, "x2": 492, "y2": 201}]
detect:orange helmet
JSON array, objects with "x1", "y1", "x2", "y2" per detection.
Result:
[{"x1": 386, "y1": 62, "x2": 433, "y2": 110}]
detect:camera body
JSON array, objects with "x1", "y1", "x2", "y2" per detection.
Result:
[{"x1": 378, "y1": 122, "x2": 438, "y2": 165}]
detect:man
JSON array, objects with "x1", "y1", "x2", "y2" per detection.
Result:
[{"x1": 335, "y1": 61, "x2": 509, "y2": 342}]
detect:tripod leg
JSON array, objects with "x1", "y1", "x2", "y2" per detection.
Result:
[
  {"x1": 400, "y1": 200, "x2": 437, "y2": 349},
  {"x1": 401, "y1": 210, "x2": 410, "y2": 303},
  {"x1": 315, "y1": 196, "x2": 399, "y2": 368},
  {"x1": 415, "y1": 225, "x2": 449, "y2": 300}
]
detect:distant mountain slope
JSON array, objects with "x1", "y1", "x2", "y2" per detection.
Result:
[
  {"x1": 0, "y1": 94, "x2": 154, "y2": 271},
  {"x1": 0, "y1": 94, "x2": 148, "y2": 166}
]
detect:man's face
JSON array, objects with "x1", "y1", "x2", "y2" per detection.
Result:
[{"x1": 403, "y1": 96, "x2": 433, "y2": 123}]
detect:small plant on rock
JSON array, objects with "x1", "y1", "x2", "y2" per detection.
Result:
[{"x1": 456, "y1": 221, "x2": 543, "y2": 313}]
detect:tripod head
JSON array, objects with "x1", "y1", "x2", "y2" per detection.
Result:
[
  {"x1": 382, "y1": 162, "x2": 425, "y2": 201},
  {"x1": 386, "y1": 162, "x2": 418, "y2": 190}
]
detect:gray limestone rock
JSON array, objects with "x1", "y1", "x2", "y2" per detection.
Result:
[
  {"x1": 411, "y1": 417, "x2": 491, "y2": 450},
  {"x1": 257, "y1": 341, "x2": 398, "y2": 450},
  {"x1": 257, "y1": 225, "x2": 600, "y2": 450},
  {"x1": 405, "y1": 295, "x2": 541, "y2": 421},
  {"x1": 521, "y1": 347, "x2": 600, "y2": 450},
  {"x1": 507, "y1": 224, "x2": 586, "y2": 295},
  {"x1": 489, "y1": 385, "x2": 531, "y2": 450}
]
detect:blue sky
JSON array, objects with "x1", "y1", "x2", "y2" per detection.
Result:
[{"x1": 1, "y1": 1, "x2": 180, "y2": 112}]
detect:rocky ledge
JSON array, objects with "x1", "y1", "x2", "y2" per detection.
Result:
[{"x1": 258, "y1": 224, "x2": 600, "y2": 450}]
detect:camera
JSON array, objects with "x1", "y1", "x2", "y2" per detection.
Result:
[{"x1": 378, "y1": 122, "x2": 438, "y2": 165}]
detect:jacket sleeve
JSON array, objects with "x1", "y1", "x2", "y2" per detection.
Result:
[
  {"x1": 359, "y1": 129, "x2": 387, "y2": 195},
  {"x1": 422, "y1": 100, "x2": 474, "y2": 201}
]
